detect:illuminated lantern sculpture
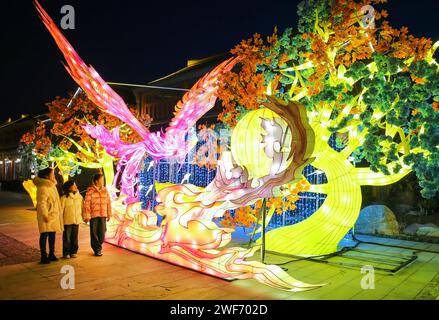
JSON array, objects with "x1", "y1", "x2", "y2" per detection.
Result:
[
  {"x1": 231, "y1": 108, "x2": 293, "y2": 181},
  {"x1": 34, "y1": 0, "x2": 236, "y2": 202},
  {"x1": 35, "y1": 0, "x2": 438, "y2": 291},
  {"x1": 34, "y1": 1, "x2": 322, "y2": 291},
  {"x1": 22, "y1": 180, "x2": 37, "y2": 207},
  {"x1": 102, "y1": 97, "x2": 320, "y2": 291},
  {"x1": 214, "y1": 1, "x2": 438, "y2": 256}
]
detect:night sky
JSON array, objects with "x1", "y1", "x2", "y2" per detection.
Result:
[{"x1": 1, "y1": 0, "x2": 438, "y2": 121}]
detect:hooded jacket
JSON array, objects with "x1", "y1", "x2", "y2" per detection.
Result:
[
  {"x1": 33, "y1": 177, "x2": 63, "y2": 233},
  {"x1": 83, "y1": 185, "x2": 112, "y2": 220},
  {"x1": 61, "y1": 192, "x2": 83, "y2": 225}
]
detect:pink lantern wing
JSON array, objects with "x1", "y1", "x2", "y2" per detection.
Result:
[
  {"x1": 34, "y1": 0, "x2": 150, "y2": 140},
  {"x1": 37, "y1": 0, "x2": 237, "y2": 160}
]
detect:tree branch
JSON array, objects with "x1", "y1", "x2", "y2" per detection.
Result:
[{"x1": 351, "y1": 167, "x2": 411, "y2": 186}]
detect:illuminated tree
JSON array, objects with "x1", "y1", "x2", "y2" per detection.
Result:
[
  {"x1": 217, "y1": 0, "x2": 439, "y2": 255},
  {"x1": 47, "y1": 91, "x2": 144, "y2": 187},
  {"x1": 20, "y1": 121, "x2": 74, "y2": 179},
  {"x1": 21, "y1": 91, "x2": 144, "y2": 187}
]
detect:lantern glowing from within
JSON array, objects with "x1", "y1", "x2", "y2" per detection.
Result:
[
  {"x1": 23, "y1": 180, "x2": 37, "y2": 207},
  {"x1": 231, "y1": 108, "x2": 292, "y2": 180},
  {"x1": 35, "y1": 0, "x2": 324, "y2": 291}
]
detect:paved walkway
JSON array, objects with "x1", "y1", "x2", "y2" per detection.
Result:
[{"x1": 0, "y1": 191, "x2": 438, "y2": 300}]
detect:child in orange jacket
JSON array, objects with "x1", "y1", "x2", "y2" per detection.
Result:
[{"x1": 83, "y1": 174, "x2": 112, "y2": 256}]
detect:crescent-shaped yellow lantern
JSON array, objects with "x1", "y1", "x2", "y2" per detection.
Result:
[{"x1": 231, "y1": 108, "x2": 293, "y2": 180}]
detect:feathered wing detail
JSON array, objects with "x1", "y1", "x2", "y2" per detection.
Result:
[
  {"x1": 161, "y1": 57, "x2": 237, "y2": 159},
  {"x1": 35, "y1": 1, "x2": 325, "y2": 292},
  {"x1": 34, "y1": 1, "x2": 150, "y2": 140},
  {"x1": 36, "y1": 0, "x2": 236, "y2": 160},
  {"x1": 82, "y1": 57, "x2": 236, "y2": 199},
  {"x1": 83, "y1": 57, "x2": 236, "y2": 200}
]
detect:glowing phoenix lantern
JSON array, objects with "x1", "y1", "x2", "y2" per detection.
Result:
[
  {"x1": 34, "y1": 0, "x2": 236, "y2": 201},
  {"x1": 23, "y1": 180, "x2": 37, "y2": 207},
  {"x1": 35, "y1": 0, "x2": 322, "y2": 291}
]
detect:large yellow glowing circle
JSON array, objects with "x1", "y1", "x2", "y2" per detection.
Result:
[{"x1": 231, "y1": 108, "x2": 292, "y2": 180}]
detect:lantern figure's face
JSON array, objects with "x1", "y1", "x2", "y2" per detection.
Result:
[{"x1": 231, "y1": 108, "x2": 293, "y2": 180}]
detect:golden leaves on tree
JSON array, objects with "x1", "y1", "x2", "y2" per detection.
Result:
[{"x1": 217, "y1": 32, "x2": 278, "y2": 128}]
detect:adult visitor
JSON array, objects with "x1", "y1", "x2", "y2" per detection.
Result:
[{"x1": 34, "y1": 167, "x2": 63, "y2": 264}]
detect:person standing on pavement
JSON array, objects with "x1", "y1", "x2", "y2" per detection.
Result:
[
  {"x1": 60, "y1": 180, "x2": 83, "y2": 259},
  {"x1": 82, "y1": 174, "x2": 112, "y2": 256},
  {"x1": 34, "y1": 167, "x2": 63, "y2": 264}
]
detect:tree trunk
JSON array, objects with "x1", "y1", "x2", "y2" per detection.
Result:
[
  {"x1": 262, "y1": 145, "x2": 411, "y2": 256},
  {"x1": 263, "y1": 147, "x2": 362, "y2": 255}
]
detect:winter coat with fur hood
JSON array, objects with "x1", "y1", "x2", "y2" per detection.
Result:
[
  {"x1": 34, "y1": 177, "x2": 63, "y2": 233},
  {"x1": 83, "y1": 185, "x2": 112, "y2": 220}
]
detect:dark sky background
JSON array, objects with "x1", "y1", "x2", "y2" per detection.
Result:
[{"x1": 1, "y1": 0, "x2": 438, "y2": 121}]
